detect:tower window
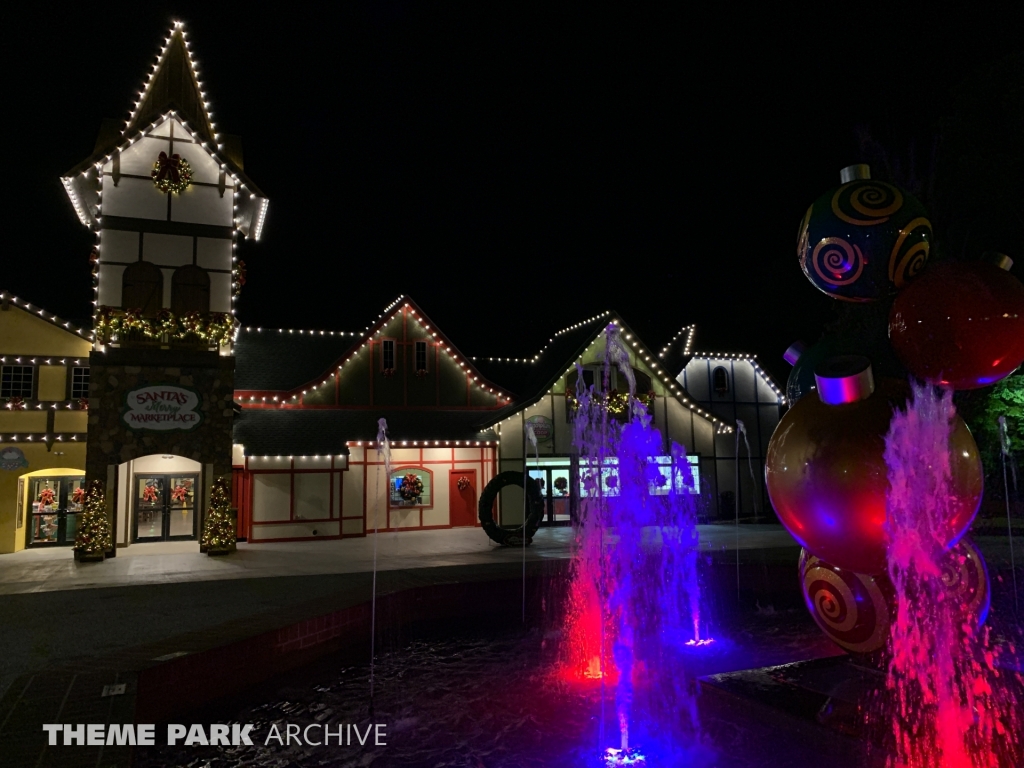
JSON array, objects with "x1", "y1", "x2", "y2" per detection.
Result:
[
  {"x1": 1, "y1": 365, "x2": 34, "y2": 398},
  {"x1": 121, "y1": 261, "x2": 163, "y2": 316},
  {"x1": 171, "y1": 265, "x2": 211, "y2": 315},
  {"x1": 71, "y1": 367, "x2": 90, "y2": 399},
  {"x1": 382, "y1": 340, "x2": 395, "y2": 371},
  {"x1": 415, "y1": 341, "x2": 428, "y2": 372},
  {"x1": 712, "y1": 366, "x2": 730, "y2": 395}
]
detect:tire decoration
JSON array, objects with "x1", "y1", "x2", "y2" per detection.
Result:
[{"x1": 478, "y1": 470, "x2": 545, "y2": 547}]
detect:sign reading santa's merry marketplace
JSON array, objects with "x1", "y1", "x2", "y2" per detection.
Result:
[{"x1": 122, "y1": 386, "x2": 203, "y2": 431}]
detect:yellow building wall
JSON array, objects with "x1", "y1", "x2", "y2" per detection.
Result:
[
  {"x1": 37, "y1": 365, "x2": 68, "y2": 400},
  {"x1": 0, "y1": 300, "x2": 92, "y2": 553},
  {"x1": 0, "y1": 444, "x2": 87, "y2": 553},
  {"x1": 0, "y1": 305, "x2": 92, "y2": 358}
]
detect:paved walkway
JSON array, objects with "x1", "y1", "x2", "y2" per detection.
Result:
[{"x1": 0, "y1": 524, "x2": 798, "y2": 595}]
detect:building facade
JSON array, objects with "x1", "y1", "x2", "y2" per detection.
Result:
[{"x1": 0, "y1": 293, "x2": 93, "y2": 553}]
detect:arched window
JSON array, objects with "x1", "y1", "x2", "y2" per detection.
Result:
[
  {"x1": 712, "y1": 366, "x2": 730, "y2": 395},
  {"x1": 121, "y1": 261, "x2": 163, "y2": 316},
  {"x1": 171, "y1": 265, "x2": 211, "y2": 315},
  {"x1": 389, "y1": 468, "x2": 432, "y2": 507}
]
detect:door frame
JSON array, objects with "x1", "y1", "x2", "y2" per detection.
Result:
[
  {"x1": 132, "y1": 472, "x2": 200, "y2": 542},
  {"x1": 24, "y1": 475, "x2": 84, "y2": 548}
]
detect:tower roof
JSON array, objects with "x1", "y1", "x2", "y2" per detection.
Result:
[{"x1": 125, "y1": 21, "x2": 216, "y2": 146}]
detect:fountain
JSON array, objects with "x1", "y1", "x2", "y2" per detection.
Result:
[
  {"x1": 564, "y1": 324, "x2": 712, "y2": 766},
  {"x1": 883, "y1": 383, "x2": 1022, "y2": 768}
]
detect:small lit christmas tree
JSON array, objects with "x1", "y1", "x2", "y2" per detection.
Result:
[
  {"x1": 75, "y1": 479, "x2": 112, "y2": 561},
  {"x1": 201, "y1": 477, "x2": 236, "y2": 554}
]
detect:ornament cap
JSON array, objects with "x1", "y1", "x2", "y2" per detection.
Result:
[
  {"x1": 840, "y1": 164, "x2": 871, "y2": 183},
  {"x1": 981, "y1": 252, "x2": 1014, "y2": 271},
  {"x1": 815, "y1": 355, "x2": 875, "y2": 405},
  {"x1": 784, "y1": 341, "x2": 806, "y2": 366}
]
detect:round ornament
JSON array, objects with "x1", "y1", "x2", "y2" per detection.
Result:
[
  {"x1": 151, "y1": 151, "x2": 193, "y2": 194},
  {"x1": 799, "y1": 548, "x2": 894, "y2": 654},
  {"x1": 766, "y1": 358, "x2": 983, "y2": 574},
  {"x1": 797, "y1": 165, "x2": 931, "y2": 302},
  {"x1": 936, "y1": 537, "x2": 991, "y2": 627},
  {"x1": 889, "y1": 256, "x2": 1024, "y2": 389},
  {"x1": 784, "y1": 337, "x2": 841, "y2": 404}
]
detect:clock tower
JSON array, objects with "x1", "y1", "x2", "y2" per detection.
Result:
[{"x1": 60, "y1": 21, "x2": 267, "y2": 555}]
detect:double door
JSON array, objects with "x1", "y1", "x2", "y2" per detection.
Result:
[
  {"x1": 527, "y1": 465, "x2": 573, "y2": 525},
  {"x1": 134, "y1": 474, "x2": 199, "y2": 541},
  {"x1": 26, "y1": 476, "x2": 85, "y2": 547}
]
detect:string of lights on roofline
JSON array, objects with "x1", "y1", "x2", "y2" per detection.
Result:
[
  {"x1": 471, "y1": 311, "x2": 612, "y2": 364},
  {"x1": 485, "y1": 319, "x2": 734, "y2": 434},
  {"x1": 0, "y1": 293, "x2": 94, "y2": 341},
  {"x1": 0, "y1": 434, "x2": 82, "y2": 442},
  {"x1": 4, "y1": 401, "x2": 89, "y2": 411},
  {"x1": 235, "y1": 301, "x2": 513, "y2": 404},
  {"x1": 66, "y1": 22, "x2": 267, "y2": 336},
  {"x1": 658, "y1": 324, "x2": 787, "y2": 403},
  {"x1": 237, "y1": 294, "x2": 409, "y2": 341},
  {"x1": 246, "y1": 440, "x2": 499, "y2": 459}
]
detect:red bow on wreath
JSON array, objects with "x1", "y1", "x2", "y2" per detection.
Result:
[
  {"x1": 142, "y1": 485, "x2": 159, "y2": 503},
  {"x1": 153, "y1": 151, "x2": 183, "y2": 184},
  {"x1": 72, "y1": 487, "x2": 86, "y2": 504},
  {"x1": 171, "y1": 485, "x2": 189, "y2": 503},
  {"x1": 38, "y1": 488, "x2": 56, "y2": 506}
]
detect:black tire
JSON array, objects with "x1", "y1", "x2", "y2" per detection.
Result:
[{"x1": 478, "y1": 470, "x2": 545, "y2": 547}]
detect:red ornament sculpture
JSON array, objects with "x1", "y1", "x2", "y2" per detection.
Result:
[
  {"x1": 765, "y1": 357, "x2": 983, "y2": 574},
  {"x1": 889, "y1": 254, "x2": 1024, "y2": 389}
]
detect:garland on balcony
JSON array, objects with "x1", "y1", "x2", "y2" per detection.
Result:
[
  {"x1": 94, "y1": 307, "x2": 235, "y2": 346},
  {"x1": 565, "y1": 387, "x2": 656, "y2": 415}
]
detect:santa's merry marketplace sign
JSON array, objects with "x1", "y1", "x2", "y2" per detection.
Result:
[{"x1": 122, "y1": 386, "x2": 203, "y2": 431}]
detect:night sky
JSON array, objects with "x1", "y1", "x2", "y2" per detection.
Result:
[{"x1": 8, "y1": 5, "x2": 1022, "y2": 386}]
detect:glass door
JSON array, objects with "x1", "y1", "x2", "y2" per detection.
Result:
[
  {"x1": 27, "y1": 476, "x2": 85, "y2": 547},
  {"x1": 133, "y1": 474, "x2": 200, "y2": 541},
  {"x1": 527, "y1": 465, "x2": 573, "y2": 526}
]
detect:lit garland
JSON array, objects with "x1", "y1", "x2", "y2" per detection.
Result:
[
  {"x1": 201, "y1": 477, "x2": 236, "y2": 553},
  {"x1": 94, "y1": 306, "x2": 235, "y2": 346},
  {"x1": 151, "y1": 151, "x2": 193, "y2": 193},
  {"x1": 565, "y1": 387, "x2": 656, "y2": 415},
  {"x1": 75, "y1": 479, "x2": 112, "y2": 558}
]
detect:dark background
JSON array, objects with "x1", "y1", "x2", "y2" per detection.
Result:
[{"x1": 6, "y1": 4, "x2": 1022, "y2": 385}]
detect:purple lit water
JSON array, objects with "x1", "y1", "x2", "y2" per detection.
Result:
[
  {"x1": 883, "y1": 384, "x2": 1022, "y2": 767},
  {"x1": 566, "y1": 324, "x2": 712, "y2": 766}
]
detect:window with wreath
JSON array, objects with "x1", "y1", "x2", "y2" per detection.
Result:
[
  {"x1": 1, "y1": 365, "x2": 34, "y2": 398},
  {"x1": 389, "y1": 468, "x2": 432, "y2": 507}
]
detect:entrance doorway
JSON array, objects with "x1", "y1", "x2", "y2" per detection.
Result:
[
  {"x1": 448, "y1": 469, "x2": 478, "y2": 527},
  {"x1": 527, "y1": 462, "x2": 573, "y2": 526},
  {"x1": 25, "y1": 475, "x2": 85, "y2": 547},
  {"x1": 133, "y1": 474, "x2": 199, "y2": 541}
]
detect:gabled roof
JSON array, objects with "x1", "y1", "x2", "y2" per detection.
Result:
[
  {"x1": 125, "y1": 22, "x2": 215, "y2": 145},
  {"x1": 234, "y1": 327, "x2": 364, "y2": 392},
  {"x1": 234, "y1": 409, "x2": 497, "y2": 457},
  {"x1": 0, "y1": 290, "x2": 94, "y2": 342},
  {"x1": 473, "y1": 313, "x2": 733, "y2": 433},
  {"x1": 60, "y1": 22, "x2": 266, "y2": 237},
  {"x1": 234, "y1": 296, "x2": 512, "y2": 405},
  {"x1": 659, "y1": 323, "x2": 786, "y2": 403}
]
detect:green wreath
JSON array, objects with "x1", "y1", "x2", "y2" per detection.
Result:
[
  {"x1": 398, "y1": 473, "x2": 424, "y2": 502},
  {"x1": 478, "y1": 471, "x2": 545, "y2": 547}
]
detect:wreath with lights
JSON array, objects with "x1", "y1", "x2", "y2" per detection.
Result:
[
  {"x1": 398, "y1": 473, "x2": 424, "y2": 502},
  {"x1": 151, "y1": 151, "x2": 193, "y2": 194}
]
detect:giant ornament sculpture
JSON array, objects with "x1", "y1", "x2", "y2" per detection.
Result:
[
  {"x1": 797, "y1": 165, "x2": 932, "y2": 302},
  {"x1": 765, "y1": 356, "x2": 983, "y2": 574},
  {"x1": 889, "y1": 253, "x2": 1024, "y2": 389}
]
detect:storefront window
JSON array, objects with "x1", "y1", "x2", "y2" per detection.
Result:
[{"x1": 390, "y1": 468, "x2": 431, "y2": 507}]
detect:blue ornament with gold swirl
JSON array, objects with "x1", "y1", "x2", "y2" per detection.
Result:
[{"x1": 797, "y1": 165, "x2": 932, "y2": 302}]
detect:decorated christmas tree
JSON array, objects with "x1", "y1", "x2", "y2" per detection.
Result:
[
  {"x1": 201, "y1": 477, "x2": 236, "y2": 553},
  {"x1": 74, "y1": 479, "x2": 112, "y2": 560}
]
